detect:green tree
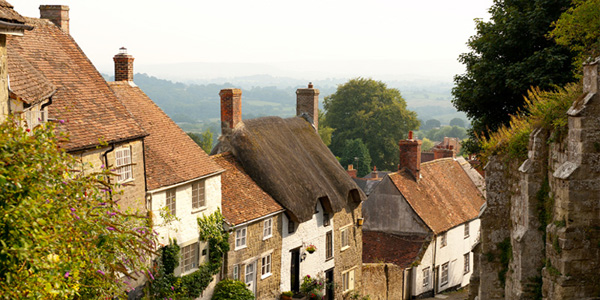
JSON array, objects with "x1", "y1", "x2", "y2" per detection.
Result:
[
  {"x1": 188, "y1": 129, "x2": 214, "y2": 154},
  {"x1": 453, "y1": 0, "x2": 577, "y2": 152},
  {"x1": 423, "y1": 119, "x2": 441, "y2": 131},
  {"x1": 318, "y1": 109, "x2": 334, "y2": 147},
  {"x1": 323, "y1": 78, "x2": 420, "y2": 170},
  {"x1": 421, "y1": 138, "x2": 435, "y2": 151},
  {"x1": 340, "y1": 139, "x2": 372, "y2": 177},
  {"x1": 211, "y1": 279, "x2": 254, "y2": 300},
  {"x1": 0, "y1": 118, "x2": 156, "y2": 299},
  {"x1": 449, "y1": 118, "x2": 466, "y2": 128}
]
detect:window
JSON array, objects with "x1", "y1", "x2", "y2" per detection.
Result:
[
  {"x1": 261, "y1": 254, "x2": 272, "y2": 278},
  {"x1": 464, "y1": 222, "x2": 470, "y2": 238},
  {"x1": 232, "y1": 264, "x2": 240, "y2": 280},
  {"x1": 24, "y1": 109, "x2": 46, "y2": 130},
  {"x1": 323, "y1": 212, "x2": 330, "y2": 226},
  {"x1": 342, "y1": 269, "x2": 355, "y2": 292},
  {"x1": 422, "y1": 267, "x2": 430, "y2": 288},
  {"x1": 326, "y1": 231, "x2": 333, "y2": 259},
  {"x1": 341, "y1": 226, "x2": 350, "y2": 250},
  {"x1": 115, "y1": 147, "x2": 133, "y2": 182},
  {"x1": 235, "y1": 227, "x2": 247, "y2": 250},
  {"x1": 288, "y1": 220, "x2": 295, "y2": 234},
  {"x1": 166, "y1": 188, "x2": 176, "y2": 216},
  {"x1": 263, "y1": 218, "x2": 273, "y2": 240},
  {"x1": 441, "y1": 262, "x2": 449, "y2": 286},
  {"x1": 181, "y1": 243, "x2": 199, "y2": 273},
  {"x1": 192, "y1": 180, "x2": 206, "y2": 209},
  {"x1": 440, "y1": 232, "x2": 447, "y2": 248},
  {"x1": 464, "y1": 253, "x2": 470, "y2": 274}
]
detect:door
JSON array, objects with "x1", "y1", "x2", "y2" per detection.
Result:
[
  {"x1": 325, "y1": 268, "x2": 334, "y2": 300},
  {"x1": 245, "y1": 261, "x2": 257, "y2": 295},
  {"x1": 290, "y1": 248, "x2": 301, "y2": 292},
  {"x1": 434, "y1": 266, "x2": 440, "y2": 295}
]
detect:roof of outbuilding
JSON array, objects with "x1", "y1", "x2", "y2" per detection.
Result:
[
  {"x1": 108, "y1": 81, "x2": 223, "y2": 190},
  {"x1": 362, "y1": 231, "x2": 429, "y2": 268},
  {"x1": 212, "y1": 152, "x2": 284, "y2": 225},
  {"x1": 8, "y1": 50, "x2": 55, "y2": 104},
  {"x1": 388, "y1": 158, "x2": 485, "y2": 234},
  {"x1": 7, "y1": 17, "x2": 147, "y2": 151},
  {"x1": 215, "y1": 116, "x2": 365, "y2": 223}
]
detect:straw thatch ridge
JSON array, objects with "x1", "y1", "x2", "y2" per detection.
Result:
[{"x1": 222, "y1": 116, "x2": 365, "y2": 222}]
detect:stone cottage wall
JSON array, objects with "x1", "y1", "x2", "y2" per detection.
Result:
[{"x1": 361, "y1": 263, "x2": 404, "y2": 300}]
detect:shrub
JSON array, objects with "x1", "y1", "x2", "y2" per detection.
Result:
[{"x1": 211, "y1": 279, "x2": 254, "y2": 300}]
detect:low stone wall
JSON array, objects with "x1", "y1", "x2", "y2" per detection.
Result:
[{"x1": 361, "y1": 263, "x2": 404, "y2": 300}]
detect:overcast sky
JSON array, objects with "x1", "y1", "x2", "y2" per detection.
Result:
[{"x1": 13, "y1": 0, "x2": 493, "y2": 82}]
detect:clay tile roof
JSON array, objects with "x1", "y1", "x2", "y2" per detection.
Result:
[
  {"x1": 0, "y1": 1, "x2": 26, "y2": 24},
  {"x1": 212, "y1": 152, "x2": 284, "y2": 225},
  {"x1": 362, "y1": 231, "x2": 429, "y2": 268},
  {"x1": 108, "y1": 81, "x2": 223, "y2": 190},
  {"x1": 389, "y1": 158, "x2": 485, "y2": 234},
  {"x1": 8, "y1": 50, "x2": 55, "y2": 104},
  {"x1": 8, "y1": 18, "x2": 147, "y2": 151}
]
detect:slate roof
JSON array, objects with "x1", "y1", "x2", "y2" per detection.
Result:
[
  {"x1": 388, "y1": 158, "x2": 485, "y2": 234},
  {"x1": 214, "y1": 116, "x2": 365, "y2": 223},
  {"x1": 108, "y1": 81, "x2": 223, "y2": 190},
  {"x1": 0, "y1": 1, "x2": 26, "y2": 24},
  {"x1": 7, "y1": 17, "x2": 147, "y2": 151},
  {"x1": 8, "y1": 50, "x2": 55, "y2": 104},
  {"x1": 362, "y1": 231, "x2": 428, "y2": 268},
  {"x1": 212, "y1": 152, "x2": 284, "y2": 225},
  {"x1": 352, "y1": 178, "x2": 382, "y2": 196}
]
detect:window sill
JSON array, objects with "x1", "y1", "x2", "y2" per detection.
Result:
[
  {"x1": 441, "y1": 281, "x2": 448, "y2": 287},
  {"x1": 341, "y1": 245, "x2": 350, "y2": 252},
  {"x1": 263, "y1": 235, "x2": 272, "y2": 241},
  {"x1": 117, "y1": 178, "x2": 134, "y2": 185},
  {"x1": 191, "y1": 206, "x2": 207, "y2": 214},
  {"x1": 325, "y1": 256, "x2": 334, "y2": 262},
  {"x1": 234, "y1": 245, "x2": 247, "y2": 251},
  {"x1": 261, "y1": 273, "x2": 272, "y2": 280},
  {"x1": 464, "y1": 235, "x2": 470, "y2": 239},
  {"x1": 180, "y1": 267, "x2": 199, "y2": 276}
]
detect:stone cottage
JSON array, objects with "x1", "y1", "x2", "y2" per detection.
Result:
[{"x1": 212, "y1": 85, "x2": 365, "y2": 299}]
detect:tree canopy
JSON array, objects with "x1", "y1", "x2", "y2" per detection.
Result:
[
  {"x1": 339, "y1": 139, "x2": 372, "y2": 177},
  {"x1": 323, "y1": 78, "x2": 419, "y2": 171},
  {"x1": 188, "y1": 129, "x2": 214, "y2": 154},
  {"x1": 452, "y1": 0, "x2": 577, "y2": 151}
]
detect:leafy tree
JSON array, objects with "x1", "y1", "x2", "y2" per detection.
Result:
[
  {"x1": 550, "y1": 0, "x2": 600, "y2": 69},
  {"x1": 340, "y1": 139, "x2": 372, "y2": 177},
  {"x1": 323, "y1": 78, "x2": 420, "y2": 170},
  {"x1": 421, "y1": 138, "x2": 435, "y2": 151},
  {"x1": 0, "y1": 118, "x2": 155, "y2": 299},
  {"x1": 211, "y1": 279, "x2": 254, "y2": 300},
  {"x1": 449, "y1": 118, "x2": 466, "y2": 128},
  {"x1": 425, "y1": 126, "x2": 468, "y2": 141},
  {"x1": 318, "y1": 109, "x2": 334, "y2": 146},
  {"x1": 423, "y1": 119, "x2": 441, "y2": 130},
  {"x1": 188, "y1": 129, "x2": 213, "y2": 154},
  {"x1": 453, "y1": 0, "x2": 577, "y2": 152}
]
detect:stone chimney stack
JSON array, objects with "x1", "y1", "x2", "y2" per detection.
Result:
[
  {"x1": 296, "y1": 82, "x2": 320, "y2": 131},
  {"x1": 219, "y1": 88, "x2": 242, "y2": 135},
  {"x1": 583, "y1": 57, "x2": 599, "y2": 94},
  {"x1": 113, "y1": 47, "x2": 134, "y2": 82},
  {"x1": 399, "y1": 131, "x2": 422, "y2": 181},
  {"x1": 40, "y1": 5, "x2": 69, "y2": 34},
  {"x1": 347, "y1": 164, "x2": 357, "y2": 178}
]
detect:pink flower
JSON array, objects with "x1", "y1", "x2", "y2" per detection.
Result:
[
  {"x1": 97, "y1": 270, "x2": 105, "y2": 275},
  {"x1": 64, "y1": 271, "x2": 70, "y2": 278}
]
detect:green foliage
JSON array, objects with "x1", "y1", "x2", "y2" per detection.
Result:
[
  {"x1": 300, "y1": 274, "x2": 327, "y2": 299},
  {"x1": 449, "y1": 118, "x2": 466, "y2": 128},
  {"x1": 282, "y1": 291, "x2": 294, "y2": 296},
  {"x1": 453, "y1": 0, "x2": 577, "y2": 149},
  {"x1": 550, "y1": 0, "x2": 600, "y2": 71},
  {"x1": 0, "y1": 118, "x2": 156, "y2": 299},
  {"x1": 211, "y1": 279, "x2": 254, "y2": 300},
  {"x1": 187, "y1": 129, "x2": 214, "y2": 154},
  {"x1": 344, "y1": 290, "x2": 371, "y2": 300},
  {"x1": 424, "y1": 125, "x2": 468, "y2": 141},
  {"x1": 422, "y1": 119, "x2": 441, "y2": 131},
  {"x1": 340, "y1": 139, "x2": 372, "y2": 177},
  {"x1": 421, "y1": 138, "x2": 435, "y2": 151},
  {"x1": 318, "y1": 109, "x2": 334, "y2": 146},
  {"x1": 161, "y1": 241, "x2": 180, "y2": 276},
  {"x1": 323, "y1": 78, "x2": 420, "y2": 170}
]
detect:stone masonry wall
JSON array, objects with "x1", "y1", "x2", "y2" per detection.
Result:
[
  {"x1": 361, "y1": 263, "x2": 404, "y2": 300},
  {"x1": 334, "y1": 201, "x2": 363, "y2": 298}
]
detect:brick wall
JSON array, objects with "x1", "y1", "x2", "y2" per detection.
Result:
[
  {"x1": 296, "y1": 83, "x2": 320, "y2": 130},
  {"x1": 219, "y1": 89, "x2": 242, "y2": 134}
]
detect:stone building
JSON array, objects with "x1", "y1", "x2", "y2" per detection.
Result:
[
  {"x1": 362, "y1": 132, "x2": 485, "y2": 299},
  {"x1": 474, "y1": 58, "x2": 600, "y2": 300},
  {"x1": 7, "y1": 6, "x2": 148, "y2": 211},
  {"x1": 212, "y1": 85, "x2": 365, "y2": 299},
  {"x1": 212, "y1": 152, "x2": 285, "y2": 299}
]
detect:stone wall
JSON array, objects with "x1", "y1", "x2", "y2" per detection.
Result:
[
  {"x1": 477, "y1": 58, "x2": 600, "y2": 299},
  {"x1": 334, "y1": 200, "x2": 363, "y2": 297},
  {"x1": 361, "y1": 264, "x2": 404, "y2": 300}
]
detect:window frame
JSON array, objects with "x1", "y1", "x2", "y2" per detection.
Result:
[
  {"x1": 288, "y1": 219, "x2": 295, "y2": 234},
  {"x1": 232, "y1": 264, "x2": 240, "y2": 280},
  {"x1": 180, "y1": 242, "x2": 199, "y2": 274},
  {"x1": 263, "y1": 218, "x2": 273, "y2": 240},
  {"x1": 440, "y1": 232, "x2": 447, "y2": 248},
  {"x1": 191, "y1": 180, "x2": 206, "y2": 210},
  {"x1": 342, "y1": 268, "x2": 355, "y2": 293},
  {"x1": 261, "y1": 254, "x2": 272, "y2": 279},
  {"x1": 422, "y1": 267, "x2": 430, "y2": 288},
  {"x1": 115, "y1": 147, "x2": 133, "y2": 183},
  {"x1": 464, "y1": 253, "x2": 470, "y2": 274},
  {"x1": 340, "y1": 225, "x2": 351, "y2": 251},
  {"x1": 323, "y1": 212, "x2": 330, "y2": 227},
  {"x1": 464, "y1": 222, "x2": 470, "y2": 238},
  {"x1": 235, "y1": 227, "x2": 247, "y2": 250},
  {"x1": 441, "y1": 262, "x2": 449, "y2": 286},
  {"x1": 166, "y1": 188, "x2": 176, "y2": 216},
  {"x1": 326, "y1": 230, "x2": 333, "y2": 260}
]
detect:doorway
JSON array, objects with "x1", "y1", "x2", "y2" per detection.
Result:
[
  {"x1": 325, "y1": 268, "x2": 334, "y2": 300},
  {"x1": 291, "y1": 248, "x2": 300, "y2": 292},
  {"x1": 245, "y1": 261, "x2": 257, "y2": 295}
]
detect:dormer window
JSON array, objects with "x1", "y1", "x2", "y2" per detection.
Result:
[{"x1": 323, "y1": 213, "x2": 330, "y2": 227}]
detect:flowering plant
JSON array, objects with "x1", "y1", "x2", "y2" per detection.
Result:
[
  {"x1": 306, "y1": 244, "x2": 317, "y2": 252},
  {"x1": 300, "y1": 273, "x2": 326, "y2": 299}
]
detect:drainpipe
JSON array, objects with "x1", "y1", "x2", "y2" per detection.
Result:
[
  {"x1": 102, "y1": 143, "x2": 115, "y2": 201},
  {"x1": 432, "y1": 233, "x2": 437, "y2": 296}
]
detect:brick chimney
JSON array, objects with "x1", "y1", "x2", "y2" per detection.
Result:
[
  {"x1": 296, "y1": 82, "x2": 320, "y2": 131},
  {"x1": 433, "y1": 145, "x2": 455, "y2": 160},
  {"x1": 40, "y1": 5, "x2": 69, "y2": 34},
  {"x1": 219, "y1": 88, "x2": 242, "y2": 135},
  {"x1": 372, "y1": 166, "x2": 378, "y2": 179},
  {"x1": 399, "y1": 131, "x2": 422, "y2": 181},
  {"x1": 113, "y1": 47, "x2": 134, "y2": 82},
  {"x1": 347, "y1": 164, "x2": 357, "y2": 178}
]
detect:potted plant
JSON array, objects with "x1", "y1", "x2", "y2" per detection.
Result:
[
  {"x1": 305, "y1": 244, "x2": 317, "y2": 254},
  {"x1": 281, "y1": 291, "x2": 294, "y2": 300},
  {"x1": 300, "y1": 274, "x2": 326, "y2": 299}
]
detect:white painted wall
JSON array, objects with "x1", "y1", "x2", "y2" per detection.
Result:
[
  {"x1": 280, "y1": 201, "x2": 335, "y2": 292},
  {"x1": 411, "y1": 218, "x2": 480, "y2": 296}
]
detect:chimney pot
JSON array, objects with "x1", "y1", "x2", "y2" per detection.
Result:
[
  {"x1": 408, "y1": 130, "x2": 413, "y2": 140},
  {"x1": 113, "y1": 47, "x2": 135, "y2": 82},
  {"x1": 219, "y1": 89, "x2": 243, "y2": 135},
  {"x1": 399, "y1": 133, "x2": 422, "y2": 181},
  {"x1": 296, "y1": 82, "x2": 320, "y2": 131},
  {"x1": 347, "y1": 164, "x2": 357, "y2": 178},
  {"x1": 40, "y1": 5, "x2": 70, "y2": 34}
]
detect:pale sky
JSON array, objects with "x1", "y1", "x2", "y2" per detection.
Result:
[{"x1": 13, "y1": 0, "x2": 494, "y2": 82}]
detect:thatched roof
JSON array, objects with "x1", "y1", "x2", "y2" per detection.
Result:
[{"x1": 214, "y1": 116, "x2": 365, "y2": 222}]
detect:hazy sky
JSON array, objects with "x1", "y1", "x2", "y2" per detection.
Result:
[{"x1": 13, "y1": 0, "x2": 494, "y2": 81}]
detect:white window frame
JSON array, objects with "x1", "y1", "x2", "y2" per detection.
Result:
[
  {"x1": 440, "y1": 232, "x2": 447, "y2": 248},
  {"x1": 263, "y1": 218, "x2": 273, "y2": 240},
  {"x1": 340, "y1": 225, "x2": 351, "y2": 251},
  {"x1": 326, "y1": 230, "x2": 333, "y2": 259},
  {"x1": 115, "y1": 147, "x2": 133, "y2": 183},
  {"x1": 24, "y1": 108, "x2": 46, "y2": 130},
  {"x1": 166, "y1": 188, "x2": 176, "y2": 216},
  {"x1": 235, "y1": 227, "x2": 247, "y2": 250},
  {"x1": 261, "y1": 254, "x2": 272, "y2": 279},
  {"x1": 342, "y1": 268, "x2": 355, "y2": 293},
  {"x1": 441, "y1": 262, "x2": 449, "y2": 286},
  {"x1": 464, "y1": 253, "x2": 470, "y2": 274},
  {"x1": 191, "y1": 180, "x2": 206, "y2": 210},
  {"x1": 180, "y1": 242, "x2": 199, "y2": 274},
  {"x1": 232, "y1": 264, "x2": 240, "y2": 280},
  {"x1": 464, "y1": 222, "x2": 470, "y2": 238},
  {"x1": 422, "y1": 267, "x2": 430, "y2": 288}
]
